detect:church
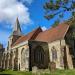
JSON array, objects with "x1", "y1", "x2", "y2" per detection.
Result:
[{"x1": 0, "y1": 18, "x2": 75, "y2": 71}]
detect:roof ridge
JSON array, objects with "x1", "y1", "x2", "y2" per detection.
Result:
[{"x1": 12, "y1": 27, "x2": 42, "y2": 47}]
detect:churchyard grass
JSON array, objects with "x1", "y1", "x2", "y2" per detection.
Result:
[{"x1": 0, "y1": 69, "x2": 75, "y2": 75}]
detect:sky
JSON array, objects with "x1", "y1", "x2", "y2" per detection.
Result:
[{"x1": 0, "y1": 0, "x2": 72, "y2": 47}]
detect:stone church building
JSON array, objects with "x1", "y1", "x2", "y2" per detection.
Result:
[{"x1": 0, "y1": 18, "x2": 75, "y2": 71}]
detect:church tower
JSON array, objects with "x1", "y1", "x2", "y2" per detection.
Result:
[{"x1": 8, "y1": 18, "x2": 22, "y2": 50}]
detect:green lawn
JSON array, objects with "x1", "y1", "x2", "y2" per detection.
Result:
[
  {"x1": 0, "y1": 69, "x2": 75, "y2": 75},
  {"x1": 0, "y1": 70, "x2": 32, "y2": 75}
]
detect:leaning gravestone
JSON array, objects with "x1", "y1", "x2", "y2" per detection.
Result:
[{"x1": 49, "y1": 62, "x2": 56, "y2": 72}]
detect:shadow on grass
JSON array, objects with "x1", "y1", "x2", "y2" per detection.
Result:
[{"x1": 0, "y1": 74, "x2": 11, "y2": 75}]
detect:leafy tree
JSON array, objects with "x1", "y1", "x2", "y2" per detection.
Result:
[
  {"x1": 44, "y1": 0, "x2": 75, "y2": 26},
  {"x1": 52, "y1": 21, "x2": 59, "y2": 27}
]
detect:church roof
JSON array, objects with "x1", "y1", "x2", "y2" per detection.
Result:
[
  {"x1": 12, "y1": 27, "x2": 42, "y2": 47},
  {"x1": 12, "y1": 23, "x2": 70, "y2": 47},
  {"x1": 35, "y1": 23, "x2": 70, "y2": 43}
]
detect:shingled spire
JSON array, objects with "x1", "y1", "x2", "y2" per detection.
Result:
[
  {"x1": 13, "y1": 18, "x2": 22, "y2": 36},
  {"x1": 8, "y1": 18, "x2": 22, "y2": 49}
]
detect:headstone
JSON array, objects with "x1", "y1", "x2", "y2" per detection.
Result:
[
  {"x1": 32, "y1": 66, "x2": 38, "y2": 73},
  {"x1": 49, "y1": 62, "x2": 56, "y2": 72}
]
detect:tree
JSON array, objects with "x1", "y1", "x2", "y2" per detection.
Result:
[{"x1": 44, "y1": 0, "x2": 75, "y2": 26}]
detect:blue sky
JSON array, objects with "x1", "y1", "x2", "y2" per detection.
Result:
[{"x1": 0, "y1": 0, "x2": 72, "y2": 47}]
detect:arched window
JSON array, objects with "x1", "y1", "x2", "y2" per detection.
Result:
[
  {"x1": 21, "y1": 48, "x2": 29, "y2": 68},
  {"x1": 51, "y1": 46, "x2": 57, "y2": 61},
  {"x1": 21, "y1": 48, "x2": 25, "y2": 67},
  {"x1": 14, "y1": 49, "x2": 18, "y2": 70},
  {"x1": 34, "y1": 46, "x2": 44, "y2": 65}
]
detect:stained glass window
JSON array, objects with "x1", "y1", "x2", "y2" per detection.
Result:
[
  {"x1": 51, "y1": 46, "x2": 57, "y2": 61},
  {"x1": 34, "y1": 46, "x2": 44, "y2": 65}
]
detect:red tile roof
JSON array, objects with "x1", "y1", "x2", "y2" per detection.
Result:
[
  {"x1": 12, "y1": 23, "x2": 70, "y2": 47},
  {"x1": 12, "y1": 27, "x2": 42, "y2": 47},
  {"x1": 35, "y1": 23, "x2": 69, "y2": 43}
]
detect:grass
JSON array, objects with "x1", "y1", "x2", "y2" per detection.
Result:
[{"x1": 0, "y1": 69, "x2": 75, "y2": 75}]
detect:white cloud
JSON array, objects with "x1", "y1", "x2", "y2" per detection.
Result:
[
  {"x1": 41, "y1": 26, "x2": 47, "y2": 31},
  {"x1": 0, "y1": 0, "x2": 32, "y2": 25}
]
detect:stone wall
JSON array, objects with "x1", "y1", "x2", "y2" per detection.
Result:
[
  {"x1": 17, "y1": 44, "x2": 29, "y2": 71},
  {"x1": 65, "y1": 45, "x2": 73, "y2": 69},
  {"x1": 48, "y1": 39, "x2": 73, "y2": 69},
  {"x1": 0, "y1": 44, "x2": 5, "y2": 69},
  {"x1": 1, "y1": 41, "x2": 29, "y2": 71},
  {"x1": 48, "y1": 39, "x2": 65, "y2": 69}
]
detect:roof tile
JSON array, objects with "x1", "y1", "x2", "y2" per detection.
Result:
[
  {"x1": 12, "y1": 27, "x2": 42, "y2": 47},
  {"x1": 35, "y1": 23, "x2": 69, "y2": 42}
]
